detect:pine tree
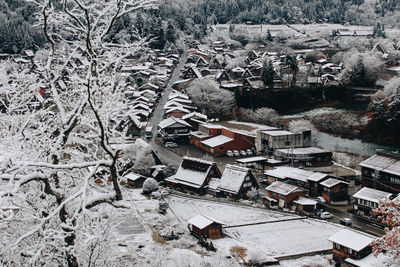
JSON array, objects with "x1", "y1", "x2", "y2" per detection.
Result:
[
  {"x1": 261, "y1": 60, "x2": 274, "y2": 89},
  {"x1": 135, "y1": 13, "x2": 144, "y2": 36},
  {"x1": 165, "y1": 21, "x2": 177, "y2": 44}
]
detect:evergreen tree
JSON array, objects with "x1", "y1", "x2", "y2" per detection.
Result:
[
  {"x1": 165, "y1": 21, "x2": 176, "y2": 44},
  {"x1": 149, "y1": 18, "x2": 165, "y2": 49},
  {"x1": 261, "y1": 60, "x2": 274, "y2": 88},
  {"x1": 135, "y1": 13, "x2": 144, "y2": 36}
]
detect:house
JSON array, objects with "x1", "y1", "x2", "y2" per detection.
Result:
[
  {"x1": 265, "y1": 181, "x2": 306, "y2": 209},
  {"x1": 188, "y1": 215, "x2": 223, "y2": 239},
  {"x1": 212, "y1": 165, "x2": 259, "y2": 199},
  {"x1": 158, "y1": 117, "x2": 192, "y2": 140},
  {"x1": 359, "y1": 151, "x2": 400, "y2": 193},
  {"x1": 231, "y1": 67, "x2": 245, "y2": 79},
  {"x1": 165, "y1": 156, "x2": 221, "y2": 194},
  {"x1": 182, "y1": 112, "x2": 207, "y2": 130},
  {"x1": 199, "y1": 127, "x2": 255, "y2": 156},
  {"x1": 182, "y1": 66, "x2": 202, "y2": 79},
  {"x1": 320, "y1": 178, "x2": 349, "y2": 205},
  {"x1": 274, "y1": 147, "x2": 333, "y2": 172},
  {"x1": 190, "y1": 124, "x2": 223, "y2": 147},
  {"x1": 255, "y1": 129, "x2": 311, "y2": 153},
  {"x1": 352, "y1": 187, "x2": 392, "y2": 217},
  {"x1": 215, "y1": 70, "x2": 231, "y2": 83},
  {"x1": 209, "y1": 57, "x2": 224, "y2": 69},
  {"x1": 196, "y1": 57, "x2": 209, "y2": 68},
  {"x1": 124, "y1": 173, "x2": 148, "y2": 188},
  {"x1": 328, "y1": 229, "x2": 374, "y2": 265},
  {"x1": 165, "y1": 106, "x2": 191, "y2": 118},
  {"x1": 236, "y1": 156, "x2": 269, "y2": 172},
  {"x1": 293, "y1": 197, "x2": 318, "y2": 214}
]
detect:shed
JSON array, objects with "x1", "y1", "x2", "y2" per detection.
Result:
[
  {"x1": 188, "y1": 215, "x2": 223, "y2": 239},
  {"x1": 124, "y1": 173, "x2": 148, "y2": 188},
  {"x1": 293, "y1": 197, "x2": 317, "y2": 213}
]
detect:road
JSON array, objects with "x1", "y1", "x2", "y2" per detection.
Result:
[
  {"x1": 324, "y1": 205, "x2": 385, "y2": 236},
  {"x1": 147, "y1": 45, "x2": 189, "y2": 166}
]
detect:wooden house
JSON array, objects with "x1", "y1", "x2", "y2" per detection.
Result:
[
  {"x1": 265, "y1": 181, "x2": 306, "y2": 209},
  {"x1": 293, "y1": 197, "x2": 317, "y2": 213},
  {"x1": 158, "y1": 117, "x2": 192, "y2": 139},
  {"x1": 215, "y1": 70, "x2": 231, "y2": 83},
  {"x1": 236, "y1": 156, "x2": 269, "y2": 172},
  {"x1": 188, "y1": 215, "x2": 223, "y2": 239},
  {"x1": 196, "y1": 57, "x2": 209, "y2": 68},
  {"x1": 165, "y1": 157, "x2": 221, "y2": 194},
  {"x1": 182, "y1": 112, "x2": 207, "y2": 130},
  {"x1": 124, "y1": 173, "x2": 148, "y2": 188},
  {"x1": 320, "y1": 178, "x2": 349, "y2": 205},
  {"x1": 209, "y1": 57, "x2": 224, "y2": 69},
  {"x1": 352, "y1": 187, "x2": 392, "y2": 217},
  {"x1": 274, "y1": 147, "x2": 332, "y2": 172},
  {"x1": 359, "y1": 152, "x2": 400, "y2": 194},
  {"x1": 182, "y1": 66, "x2": 203, "y2": 79},
  {"x1": 213, "y1": 165, "x2": 259, "y2": 199},
  {"x1": 328, "y1": 229, "x2": 374, "y2": 265}
]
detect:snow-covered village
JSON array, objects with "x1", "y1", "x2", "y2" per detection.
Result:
[{"x1": 1, "y1": 0, "x2": 400, "y2": 266}]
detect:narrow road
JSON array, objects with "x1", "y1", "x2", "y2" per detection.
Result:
[
  {"x1": 325, "y1": 206, "x2": 385, "y2": 236},
  {"x1": 147, "y1": 45, "x2": 189, "y2": 166}
]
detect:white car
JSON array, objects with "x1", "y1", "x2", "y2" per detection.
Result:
[
  {"x1": 246, "y1": 149, "x2": 253, "y2": 156},
  {"x1": 320, "y1": 211, "x2": 333, "y2": 219},
  {"x1": 317, "y1": 196, "x2": 326, "y2": 204},
  {"x1": 233, "y1": 150, "x2": 240, "y2": 157},
  {"x1": 165, "y1": 142, "x2": 178, "y2": 148},
  {"x1": 226, "y1": 150, "x2": 234, "y2": 157},
  {"x1": 240, "y1": 150, "x2": 247, "y2": 156}
]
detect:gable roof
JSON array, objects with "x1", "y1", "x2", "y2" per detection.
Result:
[
  {"x1": 352, "y1": 187, "x2": 392, "y2": 203},
  {"x1": 168, "y1": 156, "x2": 220, "y2": 188},
  {"x1": 188, "y1": 214, "x2": 222, "y2": 229},
  {"x1": 159, "y1": 117, "x2": 191, "y2": 129},
  {"x1": 182, "y1": 112, "x2": 207, "y2": 121},
  {"x1": 266, "y1": 181, "x2": 303, "y2": 196},
  {"x1": 328, "y1": 229, "x2": 374, "y2": 252},
  {"x1": 359, "y1": 154, "x2": 400, "y2": 176},
  {"x1": 217, "y1": 165, "x2": 253, "y2": 194}
]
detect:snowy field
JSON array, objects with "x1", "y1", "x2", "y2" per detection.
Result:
[
  {"x1": 167, "y1": 195, "x2": 299, "y2": 226},
  {"x1": 225, "y1": 219, "x2": 343, "y2": 258}
]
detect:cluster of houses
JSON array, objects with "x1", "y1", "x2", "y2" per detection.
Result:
[{"x1": 176, "y1": 39, "x2": 344, "y2": 94}]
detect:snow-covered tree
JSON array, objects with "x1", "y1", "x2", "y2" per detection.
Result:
[
  {"x1": 238, "y1": 107, "x2": 282, "y2": 127},
  {"x1": 186, "y1": 77, "x2": 235, "y2": 119},
  {"x1": 142, "y1": 178, "x2": 159, "y2": 194},
  {"x1": 372, "y1": 197, "x2": 400, "y2": 261},
  {"x1": 0, "y1": 0, "x2": 156, "y2": 265}
]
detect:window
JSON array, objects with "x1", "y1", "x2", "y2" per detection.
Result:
[
  {"x1": 220, "y1": 146, "x2": 224, "y2": 150},
  {"x1": 346, "y1": 248, "x2": 352, "y2": 254},
  {"x1": 285, "y1": 141, "x2": 291, "y2": 146},
  {"x1": 335, "y1": 243, "x2": 340, "y2": 250}
]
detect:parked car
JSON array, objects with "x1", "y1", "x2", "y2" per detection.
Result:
[
  {"x1": 246, "y1": 149, "x2": 253, "y2": 156},
  {"x1": 233, "y1": 150, "x2": 240, "y2": 157},
  {"x1": 165, "y1": 142, "x2": 178, "y2": 148},
  {"x1": 317, "y1": 196, "x2": 326, "y2": 204},
  {"x1": 226, "y1": 150, "x2": 234, "y2": 157},
  {"x1": 340, "y1": 218, "x2": 352, "y2": 226},
  {"x1": 320, "y1": 211, "x2": 333, "y2": 219},
  {"x1": 240, "y1": 150, "x2": 247, "y2": 156}
]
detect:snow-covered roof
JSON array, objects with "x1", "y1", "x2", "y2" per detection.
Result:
[
  {"x1": 159, "y1": 117, "x2": 191, "y2": 129},
  {"x1": 264, "y1": 166, "x2": 315, "y2": 183},
  {"x1": 320, "y1": 178, "x2": 349, "y2": 188},
  {"x1": 188, "y1": 215, "x2": 221, "y2": 229},
  {"x1": 217, "y1": 165, "x2": 251, "y2": 194},
  {"x1": 124, "y1": 173, "x2": 145, "y2": 181},
  {"x1": 328, "y1": 229, "x2": 374, "y2": 252},
  {"x1": 170, "y1": 156, "x2": 218, "y2": 189},
  {"x1": 182, "y1": 112, "x2": 207, "y2": 121},
  {"x1": 266, "y1": 181, "x2": 303, "y2": 196},
  {"x1": 236, "y1": 156, "x2": 268, "y2": 164},
  {"x1": 352, "y1": 187, "x2": 392, "y2": 203},
  {"x1": 276, "y1": 147, "x2": 330, "y2": 155},
  {"x1": 359, "y1": 154, "x2": 399, "y2": 173},
  {"x1": 207, "y1": 178, "x2": 221, "y2": 191},
  {"x1": 200, "y1": 135, "x2": 233, "y2": 148},
  {"x1": 165, "y1": 106, "x2": 191, "y2": 114},
  {"x1": 307, "y1": 172, "x2": 329, "y2": 183},
  {"x1": 261, "y1": 130, "x2": 295, "y2": 136},
  {"x1": 293, "y1": 197, "x2": 317, "y2": 206}
]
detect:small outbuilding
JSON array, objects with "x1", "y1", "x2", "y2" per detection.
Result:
[
  {"x1": 188, "y1": 215, "x2": 223, "y2": 239},
  {"x1": 124, "y1": 173, "x2": 148, "y2": 188}
]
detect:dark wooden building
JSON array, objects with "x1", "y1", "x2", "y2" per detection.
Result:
[
  {"x1": 328, "y1": 229, "x2": 374, "y2": 266},
  {"x1": 320, "y1": 178, "x2": 349, "y2": 205},
  {"x1": 188, "y1": 215, "x2": 223, "y2": 239}
]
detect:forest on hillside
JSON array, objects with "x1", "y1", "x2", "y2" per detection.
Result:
[{"x1": 1, "y1": 0, "x2": 399, "y2": 53}]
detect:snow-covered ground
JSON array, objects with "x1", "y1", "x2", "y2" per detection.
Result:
[
  {"x1": 96, "y1": 189, "x2": 342, "y2": 266},
  {"x1": 224, "y1": 219, "x2": 342, "y2": 258},
  {"x1": 167, "y1": 195, "x2": 299, "y2": 226}
]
